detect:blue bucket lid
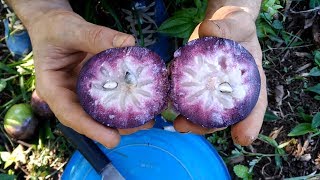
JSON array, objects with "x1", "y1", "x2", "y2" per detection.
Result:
[{"x1": 62, "y1": 127, "x2": 230, "y2": 179}]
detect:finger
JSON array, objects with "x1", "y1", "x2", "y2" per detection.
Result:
[
  {"x1": 231, "y1": 70, "x2": 268, "y2": 146},
  {"x1": 118, "y1": 120, "x2": 155, "y2": 135},
  {"x1": 198, "y1": 11, "x2": 255, "y2": 42},
  {"x1": 41, "y1": 82, "x2": 121, "y2": 148},
  {"x1": 189, "y1": 24, "x2": 200, "y2": 41},
  {"x1": 173, "y1": 115, "x2": 225, "y2": 134},
  {"x1": 74, "y1": 23, "x2": 135, "y2": 54},
  {"x1": 52, "y1": 13, "x2": 135, "y2": 54}
]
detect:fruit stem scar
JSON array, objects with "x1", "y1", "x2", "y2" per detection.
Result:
[
  {"x1": 103, "y1": 81, "x2": 118, "y2": 90},
  {"x1": 218, "y1": 82, "x2": 233, "y2": 93}
]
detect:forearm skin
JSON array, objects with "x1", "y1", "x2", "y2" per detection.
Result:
[{"x1": 5, "y1": 0, "x2": 72, "y2": 29}]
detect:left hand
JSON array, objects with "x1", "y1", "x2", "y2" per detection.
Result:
[{"x1": 173, "y1": 6, "x2": 268, "y2": 146}]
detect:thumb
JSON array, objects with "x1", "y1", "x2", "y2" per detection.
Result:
[
  {"x1": 198, "y1": 11, "x2": 255, "y2": 42},
  {"x1": 66, "y1": 18, "x2": 135, "y2": 54}
]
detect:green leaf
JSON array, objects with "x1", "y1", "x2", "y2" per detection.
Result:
[
  {"x1": 0, "y1": 62, "x2": 18, "y2": 74},
  {"x1": 315, "y1": 95, "x2": 320, "y2": 101},
  {"x1": 288, "y1": 123, "x2": 316, "y2": 136},
  {"x1": 310, "y1": 0, "x2": 320, "y2": 8},
  {"x1": 312, "y1": 112, "x2": 320, "y2": 128},
  {"x1": 44, "y1": 121, "x2": 55, "y2": 140},
  {"x1": 258, "y1": 134, "x2": 278, "y2": 147},
  {"x1": 158, "y1": 17, "x2": 192, "y2": 32},
  {"x1": 194, "y1": 0, "x2": 201, "y2": 8},
  {"x1": 272, "y1": 20, "x2": 283, "y2": 29},
  {"x1": 158, "y1": 20, "x2": 196, "y2": 38},
  {"x1": 233, "y1": 164, "x2": 249, "y2": 179},
  {"x1": 264, "y1": 111, "x2": 279, "y2": 122},
  {"x1": 173, "y1": 8, "x2": 197, "y2": 18},
  {"x1": 297, "y1": 106, "x2": 313, "y2": 122},
  {"x1": 274, "y1": 152, "x2": 282, "y2": 169},
  {"x1": 0, "y1": 174, "x2": 16, "y2": 180},
  {"x1": 306, "y1": 84, "x2": 320, "y2": 94},
  {"x1": 0, "y1": 79, "x2": 7, "y2": 92},
  {"x1": 314, "y1": 50, "x2": 320, "y2": 66},
  {"x1": 309, "y1": 67, "x2": 320, "y2": 76}
]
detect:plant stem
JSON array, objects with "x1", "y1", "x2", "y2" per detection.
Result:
[{"x1": 3, "y1": 75, "x2": 19, "y2": 81}]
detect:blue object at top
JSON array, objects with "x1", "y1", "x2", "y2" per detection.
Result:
[
  {"x1": 4, "y1": 19, "x2": 32, "y2": 59},
  {"x1": 62, "y1": 125, "x2": 231, "y2": 180}
]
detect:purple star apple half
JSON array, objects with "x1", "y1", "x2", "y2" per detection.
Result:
[
  {"x1": 77, "y1": 47, "x2": 169, "y2": 129},
  {"x1": 170, "y1": 37, "x2": 261, "y2": 128}
]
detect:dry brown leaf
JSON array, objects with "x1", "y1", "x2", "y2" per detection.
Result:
[
  {"x1": 284, "y1": 138, "x2": 298, "y2": 154},
  {"x1": 294, "y1": 52, "x2": 311, "y2": 58},
  {"x1": 304, "y1": 13, "x2": 317, "y2": 29},
  {"x1": 315, "y1": 154, "x2": 320, "y2": 170},
  {"x1": 269, "y1": 126, "x2": 283, "y2": 140},
  {"x1": 300, "y1": 154, "x2": 311, "y2": 162},
  {"x1": 275, "y1": 85, "x2": 284, "y2": 106},
  {"x1": 295, "y1": 63, "x2": 312, "y2": 73},
  {"x1": 313, "y1": 16, "x2": 320, "y2": 45},
  {"x1": 292, "y1": 139, "x2": 310, "y2": 158}
]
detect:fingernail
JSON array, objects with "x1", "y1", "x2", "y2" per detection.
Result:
[{"x1": 113, "y1": 34, "x2": 135, "y2": 47}]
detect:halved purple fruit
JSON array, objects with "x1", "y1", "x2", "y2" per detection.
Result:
[
  {"x1": 170, "y1": 37, "x2": 261, "y2": 128},
  {"x1": 77, "y1": 47, "x2": 169, "y2": 129}
]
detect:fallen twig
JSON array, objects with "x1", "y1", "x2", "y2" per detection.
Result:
[{"x1": 290, "y1": 7, "x2": 320, "y2": 14}]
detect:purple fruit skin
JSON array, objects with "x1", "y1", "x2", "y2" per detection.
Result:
[
  {"x1": 170, "y1": 37, "x2": 261, "y2": 128},
  {"x1": 31, "y1": 91, "x2": 55, "y2": 120},
  {"x1": 77, "y1": 47, "x2": 169, "y2": 129}
]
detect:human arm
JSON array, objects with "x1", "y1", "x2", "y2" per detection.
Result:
[
  {"x1": 5, "y1": 0, "x2": 153, "y2": 148},
  {"x1": 174, "y1": 0, "x2": 268, "y2": 146}
]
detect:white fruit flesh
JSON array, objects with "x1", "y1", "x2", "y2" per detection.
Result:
[
  {"x1": 89, "y1": 56, "x2": 154, "y2": 112},
  {"x1": 180, "y1": 53, "x2": 247, "y2": 110}
]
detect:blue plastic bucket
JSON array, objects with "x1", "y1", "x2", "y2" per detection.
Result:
[{"x1": 62, "y1": 120, "x2": 231, "y2": 180}]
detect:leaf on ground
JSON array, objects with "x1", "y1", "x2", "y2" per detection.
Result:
[
  {"x1": 315, "y1": 154, "x2": 320, "y2": 169},
  {"x1": 264, "y1": 110, "x2": 280, "y2": 122},
  {"x1": 258, "y1": 134, "x2": 278, "y2": 147},
  {"x1": 293, "y1": 140, "x2": 310, "y2": 158},
  {"x1": 272, "y1": 20, "x2": 283, "y2": 29},
  {"x1": 233, "y1": 164, "x2": 249, "y2": 179},
  {"x1": 312, "y1": 112, "x2": 320, "y2": 128},
  {"x1": 300, "y1": 153, "x2": 312, "y2": 162},
  {"x1": 269, "y1": 126, "x2": 283, "y2": 140},
  {"x1": 315, "y1": 95, "x2": 320, "y2": 101},
  {"x1": 297, "y1": 107, "x2": 313, "y2": 122},
  {"x1": 304, "y1": 13, "x2": 317, "y2": 29},
  {"x1": 0, "y1": 152, "x2": 11, "y2": 162},
  {"x1": 288, "y1": 123, "x2": 316, "y2": 136},
  {"x1": 0, "y1": 174, "x2": 16, "y2": 180},
  {"x1": 309, "y1": 0, "x2": 320, "y2": 8},
  {"x1": 0, "y1": 79, "x2": 7, "y2": 92},
  {"x1": 315, "y1": 50, "x2": 320, "y2": 66},
  {"x1": 309, "y1": 67, "x2": 320, "y2": 76},
  {"x1": 306, "y1": 83, "x2": 320, "y2": 94},
  {"x1": 275, "y1": 85, "x2": 284, "y2": 106}
]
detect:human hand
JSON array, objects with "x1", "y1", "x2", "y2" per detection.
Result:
[
  {"x1": 26, "y1": 8, "x2": 155, "y2": 148},
  {"x1": 174, "y1": 6, "x2": 268, "y2": 146}
]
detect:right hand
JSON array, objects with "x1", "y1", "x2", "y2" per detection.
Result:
[{"x1": 27, "y1": 9, "x2": 154, "y2": 148}]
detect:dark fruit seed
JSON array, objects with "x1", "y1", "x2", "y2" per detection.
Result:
[
  {"x1": 77, "y1": 47, "x2": 169, "y2": 129},
  {"x1": 4, "y1": 103, "x2": 38, "y2": 140},
  {"x1": 170, "y1": 37, "x2": 261, "y2": 128},
  {"x1": 31, "y1": 90, "x2": 55, "y2": 120}
]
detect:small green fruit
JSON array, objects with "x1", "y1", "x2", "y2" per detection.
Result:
[{"x1": 4, "y1": 103, "x2": 38, "y2": 140}]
